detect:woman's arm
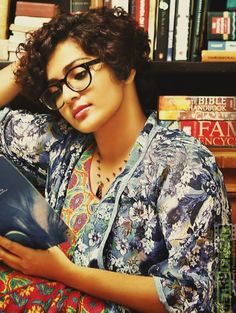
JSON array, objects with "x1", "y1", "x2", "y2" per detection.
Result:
[
  {"x1": 0, "y1": 62, "x2": 22, "y2": 107},
  {"x1": 0, "y1": 239, "x2": 166, "y2": 313}
]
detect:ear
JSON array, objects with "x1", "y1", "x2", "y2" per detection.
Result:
[{"x1": 125, "y1": 69, "x2": 136, "y2": 84}]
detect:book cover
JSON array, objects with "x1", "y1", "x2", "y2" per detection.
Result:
[
  {"x1": 207, "y1": 40, "x2": 236, "y2": 50},
  {"x1": 154, "y1": 0, "x2": 170, "y2": 61},
  {"x1": 179, "y1": 120, "x2": 236, "y2": 147},
  {"x1": 207, "y1": 11, "x2": 236, "y2": 40},
  {"x1": 190, "y1": 0, "x2": 209, "y2": 61},
  {"x1": 159, "y1": 110, "x2": 236, "y2": 120},
  {"x1": 15, "y1": 1, "x2": 59, "y2": 18},
  {"x1": 158, "y1": 95, "x2": 236, "y2": 112},
  {"x1": 201, "y1": 50, "x2": 236, "y2": 62},
  {"x1": 0, "y1": 155, "x2": 73, "y2": 249},
  {"x1": 172, "y1": 0, "x2": 194, "y2": 61}
]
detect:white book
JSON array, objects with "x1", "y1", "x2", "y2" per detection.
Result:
[{"x1": 14, "y1": 16, "x2": 51, "y2": 28}]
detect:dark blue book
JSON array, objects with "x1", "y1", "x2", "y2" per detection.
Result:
[{"x1": 0, "y1": 155, "x2": 73, "y2": 249}]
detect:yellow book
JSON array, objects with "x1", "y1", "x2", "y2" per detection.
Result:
[
  {"x1": 0, "y1": 0, "x2": 11, "y2": 39},
  {"x1": 201, "y1": 50, "x2": 236, "y2": 62}
]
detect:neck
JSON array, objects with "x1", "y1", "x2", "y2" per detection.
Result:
[{"x1": 94, "y1": 85, "x2": 146, "y2": 162}]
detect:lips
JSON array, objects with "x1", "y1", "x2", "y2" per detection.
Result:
[{"x1": 72, "y1": 104, "x2": 91, "y2": 120}]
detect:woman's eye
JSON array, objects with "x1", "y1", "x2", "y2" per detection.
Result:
[{"x1": 74, "y1": 70, "x2": 88, "y2": 80}]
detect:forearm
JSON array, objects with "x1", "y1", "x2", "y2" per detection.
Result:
[
  {"x1": 0, "y1": 62, "x2": 21, "y2": 107},
  {"x1": 63, "y1": 264, "x2": 166, "y2": 313}
]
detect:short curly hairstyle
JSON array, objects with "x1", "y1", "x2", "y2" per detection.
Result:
[{"x1": 15, "y1": 6, "x2": 156, "y2": 113}]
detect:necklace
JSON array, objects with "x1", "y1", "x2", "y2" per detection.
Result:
[{"x1": 95, "y1": 152, "x2": 127, "y2": 200}]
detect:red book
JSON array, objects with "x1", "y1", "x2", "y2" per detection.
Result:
[
  {"x1": 179, "y1": 120, "x2": 236, "y2": 147},
  {"x1": 135, "y1": 0, "x2": 149, "y2": 32},
  {"x1": 159, "y1": 110, "x2": 236, "y2": 120},
  {"x1": 15, "y1": 1, "x2": 59, "y2": 18}
]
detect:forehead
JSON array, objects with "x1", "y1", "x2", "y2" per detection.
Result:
[{"x1": 46, "y1": 39, "x2": 92, "y2": 79}]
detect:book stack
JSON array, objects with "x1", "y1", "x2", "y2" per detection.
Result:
[
  {"x1": 202, "y1": 0, "x2": 236, "y2": 62},
  {"x1": 8, "y1": 1, "x2": 59, "y2": 61},
  {"x1": 158, "y1": 95, "x2": 236, "y2": 147}
]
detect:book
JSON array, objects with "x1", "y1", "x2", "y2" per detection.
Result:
[
  {"x1": 172, "y1": 0, "x2": 194, "y2": 61},
  {"x1": 154, "y1": 0, "x2": 170, "y2": 61},
  {"x1": 70, "y1": 0, "x2": 91, "y2": 13},
  {"x1": 207, "y1": 11, "x2": 236, "y2": 41},
  {"x1": 227, "y1": 0, "x2": 236, "y2": 11},
  {"x1": 190, "y1": 0, "x2": 209, "y2": 61},
  {"x1": 147, "y1": 0, "x2": 158, "y2": 60},
  {"x1": 14, "y1": 16, "x2": 51, "y2": 28},
  {"x1": 0, "y1": 39, "x2": 9, "y2": 61},
  {"x1": 201, "y1": 50, "x2": 236, "y2": 62},
  {"x1": 135, "y1": 0, "x2": 150, "y2": 32},
  {"x1": 0, "y1": 155, "x2": 73, "y2": 249},
  {"x1": 207, "y1": 40, "x2": 236, "y2": 50},
  {"x1": 167, "y1": 0, "x2": 177, "y2": 61},
  {"x1": 178, "y1": 120, "x2": 236, "y2": 147},
  {"x1": 158, "y1": 95, "x2": 236, "y2": 112},
  {"x1": 0, "y1": 0, "x2": 11, "y2": 39},
  {"x1": 15, "y1": 1, "x2": 59, "y2": 18},
  {"x1": 159, "y1": 110, "x2": 236, "y2": 120},
  {"x1": 90, "y1": 0, "x2": 104, "y2": 8}
]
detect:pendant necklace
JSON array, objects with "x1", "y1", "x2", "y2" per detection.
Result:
[{"x1": 95, "y1": 152, "x2": 127, "y2": 200}]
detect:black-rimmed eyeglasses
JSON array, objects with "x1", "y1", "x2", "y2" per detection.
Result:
[{"x1": 39, "y1": 58, "x2": 101, "y2": 111}]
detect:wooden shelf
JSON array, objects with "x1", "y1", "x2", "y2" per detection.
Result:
[{"x1": 209, "y1": 147, "x2": 236, "y2": 168}]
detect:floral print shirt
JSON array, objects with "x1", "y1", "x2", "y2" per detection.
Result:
[{"x1": 0, "y1": 108, "x2": 231, "y2": 312}]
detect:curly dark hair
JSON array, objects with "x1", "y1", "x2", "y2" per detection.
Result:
[{"x1": 15, "y1": 6, "x2": 156, "y2": 113}]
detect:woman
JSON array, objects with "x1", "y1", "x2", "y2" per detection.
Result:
[{"x1": 0, "y1": 6, "x2": 231, "y2": 313}]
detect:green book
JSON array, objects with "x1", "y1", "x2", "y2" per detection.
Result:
[{"x1": 227, "y1": 0, "x2": 236, "y2": 10}]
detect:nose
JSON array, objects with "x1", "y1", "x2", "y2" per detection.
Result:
[{"x1": 62, "y1": 84, "x2": 81, "y2": 104}]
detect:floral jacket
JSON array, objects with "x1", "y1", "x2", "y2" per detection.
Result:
[{"x1": 0, "y1": 108, "x2": 231, "y2": 312}]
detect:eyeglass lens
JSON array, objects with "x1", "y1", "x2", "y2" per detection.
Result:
[{"x1": 40, "y1": 65, "x2": 92, "y2": 110}]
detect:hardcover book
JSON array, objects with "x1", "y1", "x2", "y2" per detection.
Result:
[
  {"x1": 15, "y1": 1, "x2": 59, "y2": 18},
  {"x1": 172, "y1": 0, "x2": 194, "y2": 61},
  {"x1": 154, "y1": 0, "x2": 170, "y2": 61},
  {"x1": 158, "y1": 95, "x2": 236, "y2": 112},
  {"x1": 179, "y1": 120, "x2": 236, "y2": 147},
  {"x1": 0, "y1": 155, "x2": 73, "y2": 249},
  {"x1": 159, "y1": 110, "x2": 236, "y2": 120},
  {"x1": 201, "y1": 50, "x2": 236, "y2": 62},
  {"x1": 207, "y1": 11, "x2": 236, "y2": 40}
]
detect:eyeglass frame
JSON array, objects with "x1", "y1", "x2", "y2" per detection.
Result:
[{"x1": 39, "y1": 58, "x2": 101, "y2": 111}]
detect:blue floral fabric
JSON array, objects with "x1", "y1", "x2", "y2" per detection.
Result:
[{"x1": 0, "y1": 108, "x2": 231, "y2": 312}]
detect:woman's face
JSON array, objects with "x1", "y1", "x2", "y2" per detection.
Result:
[{"x1": 46, "y1": 39, "x2": 128, "y2": 133}]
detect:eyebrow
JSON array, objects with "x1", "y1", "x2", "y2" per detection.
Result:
[{"x1": 47, "y1": 57, "x2": 90, "y2": 85}]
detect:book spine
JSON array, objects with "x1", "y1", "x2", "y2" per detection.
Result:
[
  {"x1": 15, "y1": 2, "x2": 59, "y2": 18},
  {"x1": 226, "y1": 0, "x2": 236, "y2": 11},
  {"x1": 110, "y1": 0, "x2": 129, "y2": 12},
  {"x1": 90, "y1": 0, "x2": 104, "y2": 8},
  {"x1": 207, "y1": 11, "x2": 236, "y2": 40},
  {"x1": 167, "y1": 0, "x2": 177, "y2": 61},
  {"x1": 159, "y1": 110, "x2": 236, "y2": 120},
  {"x1": 70, "y1": 0, "x2": 91, "y2": 13},
  {"x1": 0, "y1": 0, "x2": 11, "y2": 39},
  {"x1": 135, "y1": 0, "x2": 150, "y2": 31},
  {"x1": 201, "y1": 50, "x2": 236, "y2": 62},
  {"x1": 179, "y1": 120, "x2": 236, "y2": 147},
  {"x1": 158, "y1": 95, "x2": 236, "y2": 111},
  {"x1": 147, "y1": 0, "x2": 157, "y2": 60},
  {"x1": 154, "y1": 0, "x2": 170, "y2": 61},
  {"x1": 207, "y1": 40, "x2": 236, "y2": 50},
  {"x1": 172, "y1": 0, "x2": 193, "y2": 61},
  {"x1": 190, "y1": 0, "x2": 209, "y2": 61}
]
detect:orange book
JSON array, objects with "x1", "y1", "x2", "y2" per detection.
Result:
[
  {"x1": 15, "y1": 1, "x2": 59, "y2": 18},
  {"x1": 201, "y1": 50, "x2": 236, "y2": 62}
]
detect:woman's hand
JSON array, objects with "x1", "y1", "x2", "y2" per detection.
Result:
[{"x1": 0, "y1": 236, "x2": 73, "y2": 282}]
